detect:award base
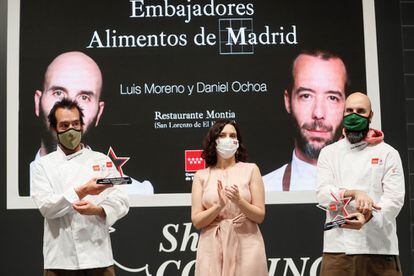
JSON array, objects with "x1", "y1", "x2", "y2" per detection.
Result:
[
  {"x1": 97, "y1": 177, "x2": 132, "y2": 185},
  {"x1": 324, "y1": 218, "x2": 346, "y2": 231}
]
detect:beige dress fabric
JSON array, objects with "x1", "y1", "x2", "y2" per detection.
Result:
[{"x1": 195, "y1": 162, "x2": 268, "y2": 276}]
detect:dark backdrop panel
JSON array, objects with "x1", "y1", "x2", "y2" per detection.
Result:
[
  {"x1": 374, "y1": 0, "x2": 412, "y2": 272},
  {"x1": 17, "y1": 0, "x2": 366, "y2": 195}
]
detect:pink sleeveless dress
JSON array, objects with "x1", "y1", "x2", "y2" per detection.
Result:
[{"x1": 195, "y1": 162, "x2": 268, "y2": 276}]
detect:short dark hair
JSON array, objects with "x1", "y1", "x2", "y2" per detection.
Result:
[
  {"x1": 201, "y1": 119, "x2": 248, "y2": 167},
  {"x1": 48, "y1": 98, "x2": 85, "y2": 129},
  {"x1": 286, "y1": 49, "x2": 350, "y2": 96}
]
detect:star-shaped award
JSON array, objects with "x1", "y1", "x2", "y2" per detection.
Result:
[
  {"x1": 317, "y1": 192, "x2": 352, "y2": 230},
  {"x1": 107, "y1": 146, "x2": 130, "y2": 177}
]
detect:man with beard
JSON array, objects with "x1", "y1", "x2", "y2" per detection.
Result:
[
  {"x1": 264, "y1": 50, "x2": 347, "y2": 191},
  {"x1": 31, "y1": 51, "x2": 153, "y2": 195},
  {"x1": 316, "y1": 92, "x2": 404, "y2": 276},
  {"x1": 32, "y1": 99, "x2": 129, "y2": 275}
]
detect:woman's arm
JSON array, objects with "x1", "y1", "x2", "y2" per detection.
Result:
[
  {"x1": 225, "y1": 164, "x2": 265, "y2": 224},
  {"x1": 191, "y1": 173, "x2": 225, "y2": 230}
]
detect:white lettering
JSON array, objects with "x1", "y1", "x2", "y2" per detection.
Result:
[
  {"x1": 226, "y1": 27, "x2": 247, "y2": 45},
  {"x1": 156, "y1": 260, "x2": 181, "y2": 276},
  {"x1": 268, "y1": 258, "x2": 281, "y2": 276},
  {"x1": 180, "y1": 223, "x2": 198, "y2": 252},
  {"x1": 86, "y1": 31, "x2": 104, "y2": 48},
  {"x1": 159, "y1": 224, "x2": 179, "y2": 253},
  {"x1": 130, "y1": 0, "x2": 145, "y2": 18},
  {"x1": 309, "y1": 257, "x2": 322, "y2": 276},
  {"x1": 283, "y1": 257, "x2": 310, "y2": 276},
  {"x1": 182, "y1": 260, "x2": 196, "y2": 276}
]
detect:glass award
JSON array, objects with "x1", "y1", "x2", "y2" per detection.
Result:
[
  {"x1": 96, "y1": 176, "x2": 132, "y2": 185},
  {"x1": 97, "y1": 147, "x2": 133, "y2": 185},
  {"x1": 317, "y1": 192, "x2": 352, "y2": 231}
]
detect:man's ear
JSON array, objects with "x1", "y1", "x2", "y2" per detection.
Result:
[
  {"x1": 369, "y1": 111, "x2": 373, "y2": 122},
  {"x1": 284, "y1": 90, "x2": 291, "y2": 114},
  {"x1": 34, "y1": 90, "x2": 42, "y2": 117},
  {"x1": 95, "y1": 101, "x2": 105, "y2": 126}
]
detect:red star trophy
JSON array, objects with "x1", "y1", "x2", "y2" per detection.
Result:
[
  {"x1": 96, "y1": 147, "x2": 132, "y2": 185},
  {"x1": 317, "y1": 191, "x2": 353, "y2": 231}
]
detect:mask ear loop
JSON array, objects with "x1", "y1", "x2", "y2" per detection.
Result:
[{"x1": 234, "y1": 144, "x2": 241, "y2": 161}]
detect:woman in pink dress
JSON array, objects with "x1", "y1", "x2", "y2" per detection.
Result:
[{"x1": 191, "y1": 120, "x2": 268, "y2": 276}]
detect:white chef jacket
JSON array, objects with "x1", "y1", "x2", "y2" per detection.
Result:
[
  {"x1": 263, "y1": 150, "x2": 316, "y2": 191},
  {"x1": 32, "y1": 146, "x2": 130, "y2": 270},
  {"x1": 30, "y1": 149, "x2": 154, "y2": 195},
  {"x1": 316, "y1": 138, "x2": 405, "y2": 255}
]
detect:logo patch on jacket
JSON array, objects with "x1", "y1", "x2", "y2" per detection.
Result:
[
  {"x1": 92, "y1": 162, "x2": 114, "y2": 172},
  {"x1": 371, "y1": 158, "x2": 382, "y2": 165}
]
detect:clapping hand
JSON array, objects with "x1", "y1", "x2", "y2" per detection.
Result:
[
  {"x1": 217, "y1": 180, "x2": 227, "y2": 209},
  {"x1": 224, "y1": 184, "x2": 242, "y2": 204}
]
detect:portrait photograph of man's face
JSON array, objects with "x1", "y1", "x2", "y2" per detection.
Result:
[
  {"x1": 288, "y1": 53, "x2": 346, "y2": 160},
  {"x1": 34, "y1": 52, "x2": 105, "y2": 156}
]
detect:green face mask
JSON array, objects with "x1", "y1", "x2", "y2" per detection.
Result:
[
  {"x1": 57, "y1": 128, "x2": 82, "y2": 150},
  {"x1": 343, "y1": 113, "x2": 369, "y2": 131}
]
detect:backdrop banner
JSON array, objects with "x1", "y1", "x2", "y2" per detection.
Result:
[{"x1": 6, "y1": 0, "x2": 384, "y2": 275}]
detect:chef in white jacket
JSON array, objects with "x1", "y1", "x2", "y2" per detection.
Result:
[
  {"x1": 29, "y1": 51, "x2": 153, "y2": 197},
  {"x1": 316, "y1": 92, "x2": 404, "y2": 276},
  {"x1": 32, "y1": 98, "x2": 129, "y2": 275}
]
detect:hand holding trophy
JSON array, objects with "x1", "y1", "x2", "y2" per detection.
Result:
[{"x1": 317, "y1": 192, "x2": 352, "y2": 231}]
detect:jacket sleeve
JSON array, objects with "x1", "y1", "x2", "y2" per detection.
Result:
[
  {"x1": 316, "y1": 147, "x2": 345, "y2": 206},
  {"x1": 370, "y1": 149, "x2": 405, "y2": 228},
  {"x1": 31, "y1": 160, "x2": 79, "y2": 219},
  {"x1": 98, "y1": 157, "x2": 130, "y2": 226}
]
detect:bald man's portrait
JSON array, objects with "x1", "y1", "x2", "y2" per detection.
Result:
[{"x1": 30, "y1": 51, "x2": 154, "y2": 195}]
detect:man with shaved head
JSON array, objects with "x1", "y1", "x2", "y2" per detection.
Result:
[
  {"x1": 316, "y1": 92, "x2": 405, "y2": 275},
  {"x1": 264, "y1": 50, "x2": 347, "y2": 191},
  {"x1": 31, "y1": 51, "x2": 154, "y2": 195},
  {"x1": 35, "y1": 51, "x2": 105, "y2": 156}
]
